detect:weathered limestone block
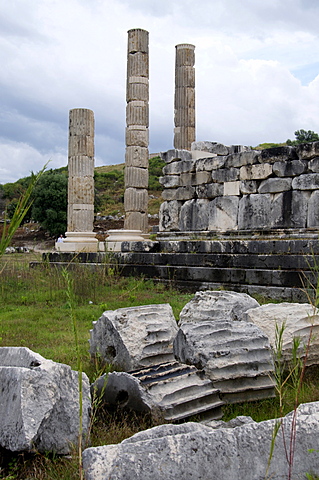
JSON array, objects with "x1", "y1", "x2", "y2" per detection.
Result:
[
  {"x1": 292, "y1": 173, "x2": 319, "y2": 190},
  {"x1": 238, "y1": 194, "x2": 271, "y2": 229},
  {"x1": 270, "y1": 190, "x2": 308, "y2": 229},
  {"x1": 68, "y1": 137, "x2": 94, "y2": 158},
  {"x1": 160, "y1": 149, "x2": 192, "y2": 164},
  {"x1": 163, "y1": 159, "x2": 194, "y2": 175},
  {"x1": 258, "y1": 177, "x2": 292, "y2": 193},
  {"x1": 261, "y1": 146, "x2": 298, "y2": 162},
  {"x1": 125, "y1": 146, "x2": 149, "y2": 168},
  {"x1": 179, "y1": 290, "x2": 260, "y2": 325},
  {"x1": 68, "y1": 176, "x2": 94, "y2": 205},
  {"x1": 308, "y1": 190, "x2": 319, "y2": 227},
  {"x1": 159, "y1": 200, "x2": 182, "y2": 231},
  {"x1": 162, "y1": 186, "x2": 195, "y2": 201},
  {"x1": 191, "y1": 141, "x2": 229, "y2": 156},
  {"x1": 126, "y1": 100, "x2": 149, "y2": 127},
  {"x1": 196, "y1": 183, "x2": 223, "y2": 199},
  {"x1": 89, "y1": 304, "x2": 178, "y2": 371},
  {"x1": 128, "y1": 28, "x2": 148, "y2": 53},
  {"x1": 174, "y1": 127, "x2": 196, "y2": 151},
  {"x1": 125, "y1": 126, "x2": 148, "y2": 147},
  {"x1": 224, "y1": 181, "x2": 240, "y2": 196},
  {"x1": 124, "y1": 188, "x2": 148, "y2": 212},
  {"x1": 0, "y1": 347, "x2": 90, "y2": 454},
  {"x1": 180, "y1": 171, "x2": 211, "y2": 186},
  {"x1": 229, "y1": 145, "x2": 251, "y2": 154},
  {"x1": 68, "y1": 156, "x2": 95, "y2": 177},
  {"x1": 159, "y1": 175, "x2": 180, "y2": 188},
  {"x1": 195, "y1": 156, "x2": 226, "y2": 171},
  {"x1": 127, "y1": 52, "x2": 149, "y2": 77},
  {"x1": 309, "y1": 157, "x2": 319, "y2": 172},
  {"x1": 243, "y1": 303, "x2": 319, "y2": 365},
  {"x1": 273, "y1": 159, "x2": 307, "y2": 177},
  {"x1": 124, "y1": 166, "x2": 148, "y2": 189},
  {"x1": 82, "y1": 402, "x2": 319, "y2": 480},
  {"x1": 208, "y1": 196, "x2": 239, "y2": 231},
  {"x1": 179, "y1": 199, "x2": 209, "y2": 231},
  {"x1": 211, "y1": 167, "x2": 239, "y2": 183},
  {"x1": 174, "y1": 320, "x2": 275, "y2": 403},
  {"x1": 240, "y1": 180, "x2": 258, "y2": 194},
  {"x1": 240, "y1": 163, "x2": 272, "y2": 180},
  {"x1": 224, "y1": 150, "x2": 261, "y2": 168},
  {"x1": 126, "y1": 77, "x2": 149, "y2": 102},
  {"x1": 296, "y1": 141, "x2": 319, "y2": 159},
  {"x1": 93, "y1": 362, "x2": 224, "y2": 423}
]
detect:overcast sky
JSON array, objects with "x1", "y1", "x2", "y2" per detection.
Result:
[{"x1": 1, "y1": 0, "x2": 319, "y2": 183}]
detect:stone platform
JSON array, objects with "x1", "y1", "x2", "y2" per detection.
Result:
[{"x1": 40, "y1": 229, "x2": 319, "y2": 302}]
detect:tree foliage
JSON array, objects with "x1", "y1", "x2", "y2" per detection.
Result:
[
  {"x1": 286, "y1": 129, "x2": 319, "y2": 145},
  {"x1": 31, "y1": 170, "x2": 68, "y2": 237}
]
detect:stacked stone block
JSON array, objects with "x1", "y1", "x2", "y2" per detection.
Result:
[
  {"x1": 174, "y1": 44, "x2": 195, "y2": 150},
  {"x1": 159, "y1": 141, "x2": 319, "y2": 232},
  {"x1": 124, "y1": 29, "x2": 149, "y2": 233}
]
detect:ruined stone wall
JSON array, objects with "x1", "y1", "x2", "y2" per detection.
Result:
[{"x1": 159, "y1": 141, "x2": 319, "y2": 232}]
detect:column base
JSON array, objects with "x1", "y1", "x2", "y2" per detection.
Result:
[
  {"x1": 55, "y1": 232, "x2": 98, "y2": 253},
  {"x1": 104, "y1": 229, "x2": 149, "y2": 252}
]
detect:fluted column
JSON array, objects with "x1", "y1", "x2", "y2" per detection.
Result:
[
  {"x1": 174, "y1": 44, "x2": 195, "y2": 150},
  {"x1": 58, "y1": 108, "x2": 98, "y2": 252},
  {"x1": 124, "y1": 28, "x2": 149, "y2": 233}
]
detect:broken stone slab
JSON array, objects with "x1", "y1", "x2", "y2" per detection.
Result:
[
  {"x1": 179, "y1": 290, "x2": 260, "y2": 326},
  {"x1": 89, "y1": 304, "x2": 178, "y2": 371},
  {"x1": 292, "y1": 173, "x2": 319, "y2": 190},
  {"x1": 273, "y1": 159, "x2": 307, "y2": 177},
  {"x1": 258, "y1": 177, "x2": 292, "y2": 194},
  {"x1": 82, "y1": 402, "x2": 319, "y2": 480},
  {"x1": 93, "y1": 361, "x2": 224, "y2": 423},
  {"x1": 261, "y1": 145, "x2": 298, "y2": 162},
  {"x1": 174, "y1": 320, "x2": 275, "y2": 404},
  {"x1": 0, "y1": 347, "x2": 91, "y2": 454},
  {"x1": 159, "y1": 200, "x2": 182, "y2": 231},
  {"x1": 242, "y1": 303, "x2": 319, "y2": 366},
  {"x1": 296, "y1": 141, "x2": 319, "y2": 160},
  {"x1": 160, "y1": 149, "x2": 192, "y2": 164},
  {"x1": 191, "y1": 141, "x2": 230, "y2": 156},
  {"x1": 163, "y1": 159, "x2": 194, "y2": 175}
]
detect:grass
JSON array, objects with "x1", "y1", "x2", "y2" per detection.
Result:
[{"x1": 1, "y1": 253, "x2": 319, "y2": 479}]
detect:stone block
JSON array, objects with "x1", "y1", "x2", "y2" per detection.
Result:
[
  {"x1": 258, "y1": 177, "x2": 292, "y2": 193},
  {"x1": 191, "y1": 141, "x2": 229, "y2": 156},
  {"x1": 68, "y1": 156, "x2": 94, "y2": 177},
  {"x1": 240, "y1": 163, "x2": 272, "y2": 180},
  {"x1": 0, "y1": 347, "x2": 90, "y2": 454},
  {"x1": 159, "y1": 175, "x2": 180, "y2": 188},
  {"x1": 124, "y1": 211, "x2": 148, "y2": 232},
  {"x1": 292, "y1": 173, "x2": 319, "y2": 190},
  {"x1": 308, "y1": 190, "x2": 319, "y2": 227},
  {"x1": 179, "y1": 199, "x2": 209, "y2": 231},
  {"x1": 127, "y1": 52, "x2": 149, "y2": 77},
  {"x1": 309, "y1": 157, "x2": 319, "y2": 172},
  {"x1": 196, "y1": 183, "x2": 223, "y2": 199},
  {"x1": 163, "y1": 159, "x2": 194, "y2": 175},
  {"x1": 162, "y1": 186, "x2": 195, "y2": 201},
  {"x1": 175, "y1": 66, "x2": 195, "y2": 87},
  {"x1": 174, "y1": 126, "x2": 195, "y2": 150},
  {"x1": 125, "y1": 166, "x2": 148, "y2": 188},
  {"x1": 224, "y1": 150, "x2": 261, "y2": 168},
  {"x1": 273, "y1": 160, "x2": 307, "y2": 177},
  {"x1": 125, "y1": 146, "x2": 149, "y2": 168},
  {"x1": 243, "y1": 303, "x2": 319, "y2": 365},
  {"x1": 195, "y1": 156, "x2": 226, "y2": 171},
  {"x1": 211, "y1": 167, "x2": 239, "y2": 183},
  {"x1": 224, "y1": 181, "x2": 240, "y2": 196},
  {"x1": 127, "y1": 28, "x2": 148, "y2": 54},
  {"x1": 270, "y1": 190, "x2": 309, "y2": 229},
  {"x1": 296, "y1": 141, "x2": 319, "y2": 159},
  {"x1": 126, "y1": 126, "x2": 148, "y2": 147},
  {"x1": 208, "y1": 196, "x2": 239, "y2": 231},
  {"x1": 83, "y1": 402, "x2": 319, "y2": 480},
  {"x1": 160, "y1": 149, "x2": 192, "y2": 164},
  {"x1": 159, "y1": 200, "x2": 182, "y2": 231},
  {"x1": 126, "y1": 78, "x2": 149, "y2": 102},
  {"x1": 89, "y1": 304, "x2": 178, "y2": 370},
  {"x1": 240, "y1": 180, "x2": 258, "y2": 194},
  {"x1": 228, "y1": 145, "x2": 251, "y2": 154},
  {"x1": 238, "y1": 194, "x2": 271, "y2": 229},
  {"x1": 180, "y1": 171, "x2": 211, "y2": 186},
  {"x1": 124, "y1": 188, "x2": 148, "y2": 212},
  {"x1": 261, "y1": 146, "x2": 298, "y2": 162},
  {"x1": 69, "y1": 136, "x2": 94, "y2": 157},
  {"x1": 191, "y1": 151, "x2": 218, "y2": 160}
]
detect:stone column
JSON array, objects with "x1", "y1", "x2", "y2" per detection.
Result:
[
  {"x1": 174, "y1": 44, "x2": 195, "y2": 150},
  {"x1": 124, "y1": 28, "x2": 149, "y2": 233},
  {"x1": 58, "y1": 108, "x2": 98, "y2": 252}
]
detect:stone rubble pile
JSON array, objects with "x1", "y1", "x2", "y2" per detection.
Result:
[
  {"x1": 0, "y1": 347, "x2": 91, "y2": 454},
  {"x1": 159, "y1": 141, "x2": 319, "y2": 231}
]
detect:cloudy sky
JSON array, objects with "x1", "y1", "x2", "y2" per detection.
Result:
[{"x1": 1, "y1": 0, "x2": 319, "y2": 183}]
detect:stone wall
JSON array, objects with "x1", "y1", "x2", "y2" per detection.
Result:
[{"x1": 159, "y1": 141, "x2": 319, "y2": 232}]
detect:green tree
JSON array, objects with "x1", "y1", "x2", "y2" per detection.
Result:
[
  {"x1": 287, "y1": 129, "x2": 319, "y2": 145},
  {"x1": 31, "y1": 170, "x2": 68, "y2": 237}
]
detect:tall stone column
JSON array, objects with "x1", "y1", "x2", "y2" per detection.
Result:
[
  {"x1": 124, "y1": 28, "x2": 149, "y2": 233},
  {"x1": 58, "y1": 108, "x2": 98, "y2": 252},
  {"x1": 174, "y1": 44, "x2": 195, "y2": 150}
]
